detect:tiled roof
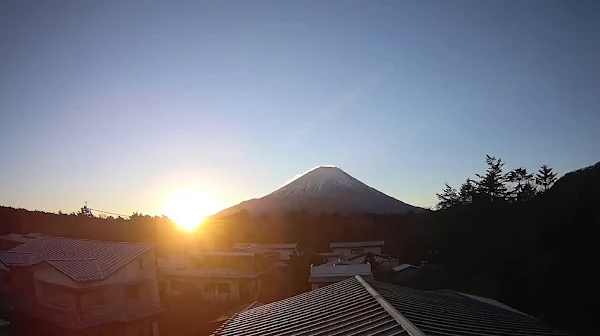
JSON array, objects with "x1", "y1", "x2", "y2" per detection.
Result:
[
  {"x1": 347, "y1": 253, "x2": 400, "y2": 261},
  {"x1": 46, "y1": 259, "x2": 104, "y2": 282},
  {"x1": 330, "y1": 240, "x2": 385, "y2": 248},
  {"x1": 196, "y1": 251, "x2": 254, "y2": 257},
  {"x1": 213, "y1": 276, "x2": 408, "y2": 336},
  {"x1": 392, "y1": 264, "x2": 420, "y2": 272},
  {"x1": 0, "y1": 233, "x2": 36, "y2": 243},
  {"x1": 233, "y1": 243, "x2": 297, "y2": 250},
  {"x1": 0, "y1": 251, "x2": 32, "y2": 266},
  {"x1": 2, "y1": 236, "x2": 152, "y2": 282},
  {"x1": 214, "y1": 276, "x2": 570, "y2": 336},
  {"x1": 232, "y1": 245, "x2": 274, "y2": 255},
  {"x1": 369, "y1": 280, "x2": 571, "y2": 336},
  {"x1": 161, "y1": 267, "x2": 253, "y2": 278}
]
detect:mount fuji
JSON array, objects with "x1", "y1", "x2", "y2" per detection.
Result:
[{"x1": 215, "y1": 166, "x2": 426, "y2": 216}]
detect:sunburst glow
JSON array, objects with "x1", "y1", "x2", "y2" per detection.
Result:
[{"x1": 161, "y1": 189, "x2": 219, "y2": 231}]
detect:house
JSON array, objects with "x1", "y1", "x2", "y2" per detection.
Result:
[
  {"x1": 329, "y1": 240, "x2": 384, "y2": 257},
  {"x1": 0, "y1": 233, "x2": 39, "y2": 251},
  {"x1": 317, "y1": 252, "x2": 344, "y2": 263},
  {"x1": 232, "y1": 243, "x2": 297, "y2": 265},
  {"x1": 158, "y1": 248, "x2": 274, "y2": 305},
  {"x1": 392, "y1": 263, "x2": 421, "y2": 283},
  {"x1": 212, "y1": 276, "x2": 571, "y2": 336},
  {"x1": 346, "y1": 253, "x2": 400, "y2": 273},
  {"x1": 0, "y1": 235, "x2": 162, "y2": 336},
  {"x1": 309, "y1": 261, "x2": 373, "y2": 290},
  {"x1": 158, "y1": 255, "x2": 263, "y2": 304}
]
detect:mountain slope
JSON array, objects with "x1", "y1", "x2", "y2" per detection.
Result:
[{"x1": 215, "y1": 166, "x2": 425, "y2": 216}]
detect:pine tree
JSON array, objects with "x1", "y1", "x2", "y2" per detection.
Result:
[
  {"x1": 458, "y1": 178, "x2": 476, "y2": 205},
  {"x1": 506, "y1": 167, "x2": 535, "y2": 202},
  {"x1": 535, "y1": 165, "x2": 558, "y2": 192},
  {"x1": 474, "y1": 155, "x2": 508, "y2": 202},
  {"x1": 76, "y1": 205, "x2": 94, "y2": 217},
  {"x1": 436, "y1": 183, "x2": 459, "y2": 209}
]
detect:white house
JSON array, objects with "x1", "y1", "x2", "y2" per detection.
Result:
[
  {"x1": 329, "y1": 241, "x2": 384, "y2": 257},
  {"x1": 309, "y1": 261, "x2": 373, "y2": 290},
  {"x1": 232, "y1": 243, "x2": 298, "y2": 263},
  {"x1": 346, "y1": 253, "x2": 400, "y2": 273}
]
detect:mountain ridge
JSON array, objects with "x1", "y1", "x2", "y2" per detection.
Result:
[{"x1": 215, "y1": 166, "x2": 426, "y2": 217}]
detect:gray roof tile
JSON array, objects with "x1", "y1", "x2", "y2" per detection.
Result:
[
  {"x1": 213, "y1": 277, "x2": 408, "y2": 336},
  {"x1": 214, "y1": 276, "x2": 570, "y2": 336}
]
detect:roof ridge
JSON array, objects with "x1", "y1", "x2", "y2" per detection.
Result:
[
  {"x1": 355, "y1": 275, "x2": 425, "y2": 336},
  {"x1": 46, "y1": 257, "x2": 98, "y2": 262},
  {"x1": 37, "y1": 235, "x2": 152, "y2": 246}
]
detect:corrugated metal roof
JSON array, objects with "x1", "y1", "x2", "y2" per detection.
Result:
[
  {"x1": 369, "y1": 281, "x2": 571, "y2": 336},
  {"x1": 213, "y1": 277, "x2": 408, "y2": 336},
  {"x1": 214, "y1": 276, "x2": 570, "y2": 336},
  {"x1": 2, "y1": 236, "x2": 151, "y2": 282},
  {"x1": 330, "y1": 240, "x2": 385, "y2": 248}
]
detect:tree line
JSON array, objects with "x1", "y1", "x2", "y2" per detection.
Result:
[{"x1": 436, "y1": 155, "x2": 557, "y2": 209}]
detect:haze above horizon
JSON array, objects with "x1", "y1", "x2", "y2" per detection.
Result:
[{"x1": 1, "y1": 1, "x2": 599, "y2": 217}]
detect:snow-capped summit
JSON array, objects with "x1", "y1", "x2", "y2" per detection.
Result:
[
  {"x1": 215, "y1": 165, "x2": 425, "y2": 216},
  {"x1": 269, "y1": 166, "x2": 376, "y2": 197}
]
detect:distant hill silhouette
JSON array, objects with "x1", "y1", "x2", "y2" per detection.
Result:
[{"x1": 215, "y1": 166, "x2": 426, "y2": 216}]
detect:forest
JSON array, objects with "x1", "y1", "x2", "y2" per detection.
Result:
[{"x1": 1, "y1": 155, "x2": 598, "y2": 334}]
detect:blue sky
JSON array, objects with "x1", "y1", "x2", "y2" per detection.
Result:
[{"x1": 1, "y1": 0, "x2": 599, "y2": 216}]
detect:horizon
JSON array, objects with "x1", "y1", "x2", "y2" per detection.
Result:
[{"x1": 1, "y1": 1, "x2": 599, "y2": 221}]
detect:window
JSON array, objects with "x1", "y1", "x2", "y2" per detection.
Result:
[
  {"x1": 125, "y1": 284, "x2": 139, "y2": 300},
  {"x1": 351, "y1": 248, "x2": 364, "y2": 255},
  {"x1": 204, "y1": 283, "x2": 230, "y2": 294},
  {"x1": 43, "y1": 284, "x2": 68, "y2": 308},
  {"x1": 89, "y1": 291, "x2": 104, "y2": 308},
  {"x1": 171, "y1": 281, "x2": 185, "y2": 292},
  {"x1": 203, "y1": 283, "x2": 216, "y2": 293},
  {"x1": 217, "y1": 283, "x2": 230, "y2": 294}
]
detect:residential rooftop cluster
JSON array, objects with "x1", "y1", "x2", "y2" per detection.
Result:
[{"x1": 0, "y1": 235, "x2": 569, "y2": 336}]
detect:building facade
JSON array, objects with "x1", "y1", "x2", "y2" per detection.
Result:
[
  {"x1": 329, "y1": 241, "x2": 384, "y2": 257},
  {"x1": 0, "y1": 235, "x2": 163, "y2": 336}
]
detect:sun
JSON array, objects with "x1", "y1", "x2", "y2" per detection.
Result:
[{"x1": 161, "y1": 189, "x2": 219, "y2": 231}]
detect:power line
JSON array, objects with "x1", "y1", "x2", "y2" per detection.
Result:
[{"x1": 88, "y1": 208, "x2": 129, "y2": 218}]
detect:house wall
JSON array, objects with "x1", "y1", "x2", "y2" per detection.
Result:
[
  {"x1": 34, "y1": 263, "x2": 80, "y2": 288},
  {"x1": 162, "y1": 275, "x2": 245, "y2": 302},
  {"x1": 28, "y1": 251, "x2": 161, "y2": 330},
  {"x1": 192, "y1": 254, "x2": 273, "y2": 274},
  {"x1": 332, "y1": 246, "x2": 382, "y2": 257}
]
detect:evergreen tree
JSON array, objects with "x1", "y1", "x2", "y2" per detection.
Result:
[
  {"x1": 76, "y1": 205, "x2": 94, "y2": 217},
  {"x1": 506, "y1": 167, "x2": 535, "y2": 202},
  {"x1": 535, "y1": 165, "x2": 558, "y2": 192},
  {"x1": 436, "y1": 183, "x2": 459, "y2": 209},
  {"x1": 475, "y1": 155, "x2": 508, "y2": 202},
  {"x1": 458, "y1": 178, "x2": 476, "y2": 205}
]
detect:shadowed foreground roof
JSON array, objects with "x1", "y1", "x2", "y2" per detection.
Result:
[
  {"x1": 0, "y1": 235, "x2": 152, "y2": 282},
  {"x1": 213, "y1": 276, "x2": 570, "y2": 336}
]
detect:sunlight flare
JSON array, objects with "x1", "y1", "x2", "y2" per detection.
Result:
[{"x1": 160, "y1": 189, "x2": 219, "y2": 231}]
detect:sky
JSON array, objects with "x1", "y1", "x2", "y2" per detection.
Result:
[{"x1": 1, "y1": 0, "x2": 599, "y2": 216}]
